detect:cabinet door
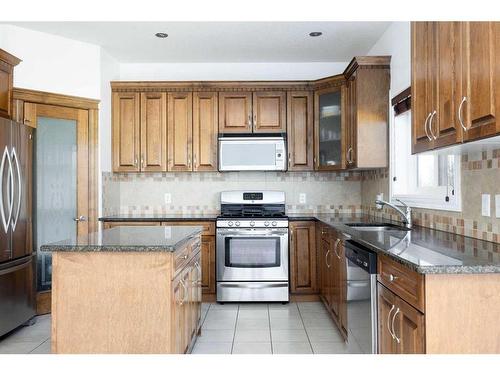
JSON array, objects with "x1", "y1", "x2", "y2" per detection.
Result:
[
  {"x1": 112, "y1": 92, "x2": 140, "y2": 172},
  {"x1": 314, "y1": 86, "x2": 345, "y2": 170},
  {"x1": 320, "y1": 238, "x2": 331, "y2": 305},
  {"x1": 329, "y1": 236, "x2": 341, "y2": 318},
  {"x1": 377, "y1": 283, "x2": 398, "y2": 354},
  {"x1": 172, "y1": 276, "x2": 186, "y2": 353},
  {"x1": 433, "y1": 22, "x2": 464, "y2": 148},
  {"x1": 168, "y1": 92, "x2": 193, "y2": 171},
  {"x1": 289, "y1": 221, "x2": 317, "y2": 294},
  {"x1": 140, "y1": 92, "x2": 167, "y2": 171},
  {"x1": 218, "y1": 92, "x2": 252, "y2": 133},
  {"x1": 287, "y1": 91, "x2": 314, "y2": 171},
  {"x1": 392, "y1": 295, "x2": 425, "y2": 354},
  {"x1": 193, "y1": 92, "x2": 218, "y2": 171},
  {"x1": 461, "y1": 22, "x2": 500, "y2": 141},
  {"x1": 0, "y1": 63, "x2": 13, "y2": 119},
  {"x1": 345, "y1": 76, "x2": 357, "y2": 168},
  {"x1": 337, "y1": 241, "x2": 348, "y2": 334},
  {"x1": 200, "y1": 235, "x2": 216, "y2": 294},
  {"x1": 411, "y1": 22, "x2": 435, "y2": 154},
  {"x1": 252, "y1": 91, "x2": 286, "y2": 133}
]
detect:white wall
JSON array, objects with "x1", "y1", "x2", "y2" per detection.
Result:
[
  {"x1": 0, "y1": 25, "x2": 101, "y2": 99},
  {"x1": 119, "y1": 62, "x2": 347, "y2": 81},
  {"x1": 368, "y1": 22, "x2": 410, "y2": 97}
]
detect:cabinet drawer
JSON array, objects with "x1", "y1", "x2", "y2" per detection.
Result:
[
  {"x1": 162, "y1": 221, "x2": 215, "y2": 236},
  {"x1": 378, "y1": 255, "x2": 425, "y2": 312}
]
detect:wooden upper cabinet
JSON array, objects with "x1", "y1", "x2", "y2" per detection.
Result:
[
  {"x1": 140, "y1": 92, "x2": 167, "y2": 172},
  {"x1": 168, "y1": 92, "x2": 193, "y2": 171},
  {"x1": 252, "y1": 91, "x2": 286, "y2": 133},
  {"x1": 433, "y1": 22, "x2": 463, "y2": 148},
  {"x1": 112, "y1": 92, "x2": 141, "y2": 172},
  {"x1": 0, "y1": 49, "x2": 21, "y2": 120},
  {"x1": 287, "y1": 91, "x2": 314, "y2": 171},
  {"x1": 289, "y1": 221, "x2": 317, "y2": 294},
  {"x1": 412, "y1": 22, "x2": 437, "y2": 154},
  {"x1": 412, "y1": 21, "x2": 500, "y2": 153},
  {"x1": 218, "y1": 92, "x2": 252, "y2": 133},
  {"x1": 314, "y1": 85, "x2": 345, "y2": 171},
  {"x1": 461, "y1": 22, "x2": 500, "y2": 141},
  {"x1": 193, "y1": 92, "x2": 218, "y2": 171}
]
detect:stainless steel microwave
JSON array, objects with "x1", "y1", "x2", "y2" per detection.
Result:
[{"x1": 218, "y1": 134, "x2": 286, "y2": 171}]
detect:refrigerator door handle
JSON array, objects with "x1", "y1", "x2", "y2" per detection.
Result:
[
  {"x1": 0, "y1": 146, "x2": 13, "y2": 233},
  {"x1": 11, "y1": 147, "x2": 21, "y2": 231}
]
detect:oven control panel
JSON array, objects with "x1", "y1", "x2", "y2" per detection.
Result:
[{"x1": 217, "y1": 219, "x2": 289, "y2": 228}]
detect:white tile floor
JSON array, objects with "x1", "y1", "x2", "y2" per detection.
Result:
[{"x1": 0, "y1": 302, "x2": 363, "y2": 354}]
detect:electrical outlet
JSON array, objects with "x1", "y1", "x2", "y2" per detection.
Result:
[
  {"x1": 482, "y1": 194, "x2": 491, "y2": 217},
  {"x1": 496, "y1": 195, "x2": 500, "y2": 218},
  {"x1": 164, "y1": 193, "x2": 172, "y2": 205},
  {"x1": 299, "y1": 193, "x2": 306, "y2": 204}
]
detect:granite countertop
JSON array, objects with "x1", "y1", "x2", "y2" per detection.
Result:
[
  {"x1": 97, "y1": 213, "x2": 500, "y2": 274},
  {"x1": 296, "y1": 213, "x2": 500, "y2": 275},
  {"x1": 99, "y1": 214, "x2": 218, "y2": 222},
  {"x1": 40, "y1": 225, "x2": 202, "y2": 252}
]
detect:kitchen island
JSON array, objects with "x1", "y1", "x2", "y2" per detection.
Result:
[{"x1": 41, "y1": 225, "x2": 203, "y2": 354}]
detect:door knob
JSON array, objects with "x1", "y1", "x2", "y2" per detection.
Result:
[{"x1": 73, "y1": 216, "x2": 87, "y2": 222}]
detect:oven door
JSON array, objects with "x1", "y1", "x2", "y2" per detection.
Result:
[{"x1": 216, "y1": 228, "x2": 288, "y2": 281}]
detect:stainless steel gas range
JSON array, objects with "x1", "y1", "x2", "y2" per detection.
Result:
[{"x1": 216, "y1": 191, "x2": 289, "y2": 302}]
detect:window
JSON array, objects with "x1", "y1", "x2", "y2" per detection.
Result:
[{"x1": 390, "y1": 98, "x2": 461, "y2": 211}]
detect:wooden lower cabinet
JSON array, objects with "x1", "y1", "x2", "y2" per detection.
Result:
[
  {"x1": 289, "y1": 221, "x2": 317, "y2": 294},
  {"x1": 318, "y1": 225, "x2": 348, "y2": 338},
  {"x1": 377, "y1": 284, "x2": 425, "y2": 354}
]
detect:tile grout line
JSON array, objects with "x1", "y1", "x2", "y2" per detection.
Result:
[
  {"x1": 296, "y1": 303, "x2": 315, "y2": 354},
  {"x1": 28, "y1": 337, "x2": 50, "y2": 354},
  {"x1": 268, "y1": 304, "x2": 273, "y2": 354},
  {"x1": 230, "y1": 304, "x2": 239, "y2": 354}
]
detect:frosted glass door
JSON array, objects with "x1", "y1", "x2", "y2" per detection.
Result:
[
  {"x1": 318, "y1": 89, "x2": 342, "y2": 168},
  {"x1": 35, "y1": 116, "x2": 77, "y2": 291}
]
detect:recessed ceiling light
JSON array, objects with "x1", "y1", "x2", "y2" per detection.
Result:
[
  {"x1": 309, "y1": 32, "x2": 323, "y2": 37},
  {"x1": 155, "y1": 32, "x2": 169, "y2": 38}
]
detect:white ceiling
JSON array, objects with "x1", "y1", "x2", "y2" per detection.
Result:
[{"x1": 8, "y1": 22, "x2": 391, "y2": 63}]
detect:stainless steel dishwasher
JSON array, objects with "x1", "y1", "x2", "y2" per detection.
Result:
[{"x1": 344, "y1": 240, "x2": 378, "y2": 354}]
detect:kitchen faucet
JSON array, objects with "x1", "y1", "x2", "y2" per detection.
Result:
[{"x1": 375, "y1": 198, "x2": 412, "y2": 229}]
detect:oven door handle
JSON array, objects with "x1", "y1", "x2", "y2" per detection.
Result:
[{"x1": 218, "y1": 283, "x2": 289, "y2": 289}]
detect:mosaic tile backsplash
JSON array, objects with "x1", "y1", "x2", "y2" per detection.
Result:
[
  {"x1": 361, "y1": 149, "x2": 500, "y2": 243},
  {"x1": 103, "y1": 171, "x2": 363, "y2": 216}
]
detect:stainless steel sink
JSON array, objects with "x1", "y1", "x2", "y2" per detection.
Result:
[{"x1": 345, "y1": 223, "x2": 411, "y2": 232}]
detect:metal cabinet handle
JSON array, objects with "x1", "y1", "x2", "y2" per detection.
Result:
[
  {"x1": 73, "y1": 216, "x2": 87, "y2": 222},
  {"x1": 387, "y1": 305, "x2": 396, "y2": 339},
  {"x1": 195, "y1": 261, "x2": 202, "y2": 285},
  {"x1": 193, "y1": 155, "x2": 197, "y2": 168},
  {"x1": 428, "y1": 110, "x2": 437, "y2": 140},
  {"x1": 325, "y1": 249, "x2": 331, "y2": 268},
  {"x1": 333, "y1": 238, "x2": 341, "y2": 259},
  {"x1": 458, "y1": 96, "x2": 468, "y2": 131},
  {"x1": 346, "y1": 147, "x2": 353, "y2": 164},
  {"x1": 134, "y1": 157, "x2": 138, "y2": 167},
  {"x1": 424, "y1": 112, "x2": 432, "y2": 141},
  {"x1": 141, "y1": 156, "x2": 145, "y2": 168},
  {"x1": 253, "y1": 114, "x2": 257, "y2": 126},
  {"x1": 248, "y1": 114, "x2": 252, "y2": 126},
  {"x1": 391, "y1": 307, "x2": 401, "y2": 343},
  {"x1": 388, "y1": 274, "x2": 398, "y2": 282},
  {"x1": 288, "y1": 153, "x2": 291, "y2": 165}
]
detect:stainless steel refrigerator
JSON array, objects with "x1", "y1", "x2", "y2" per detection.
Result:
[{"x1": 0, "y1": 117, "x2": 35, "y2": 337}]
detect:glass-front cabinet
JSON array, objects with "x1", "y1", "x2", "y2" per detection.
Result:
[{"x1": 314, "y1": 86, "x2": 345, "y2": 170}]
